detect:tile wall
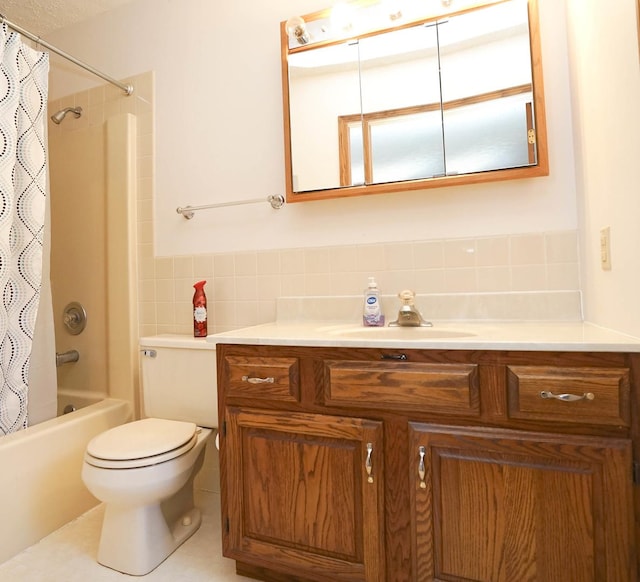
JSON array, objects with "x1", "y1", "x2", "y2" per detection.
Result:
[
  {"x1": 49, "y1": 71, "x2": 154, "y2": 338},
  {"x1": 48, "y1": 74, "x2": 581, "y2": 339},
  {"x1": 140, "y1": 230, "x2": 580, "y2": 336},
  {"x1": 48, "y1": 71, "x2": 154, "y2": 141}
]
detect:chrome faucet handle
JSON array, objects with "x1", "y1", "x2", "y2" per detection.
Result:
[
  {"x1": 398, "y1": 289, "x2": 416, "y2": 304},
  {"x1": 389, "y1": 290, "x2": 433, "y2": 327}
]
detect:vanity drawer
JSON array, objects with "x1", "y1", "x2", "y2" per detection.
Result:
[
  {"x1": 223, "y1": 356, "x2": 300, "y2": 402},
  {"x1": 506, "y1": 366, "x2": 631, "y2": 427},
  {"x1": 325, "y1": 361, "x2": 479, "y2": 416}
]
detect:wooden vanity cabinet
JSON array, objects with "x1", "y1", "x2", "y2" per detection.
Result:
[
  {"x1": 223, "y1": 407, "x2": 385, "y2": 581},
  {"x1": 219, "y1": 348, "x2": 386, "y2": 582},
  {"x1": 410, "y1": 424, "x2": 633, "y2": 582},
  {"x1": 217, "y1": 344, "x2": 639, "y2": 582}
]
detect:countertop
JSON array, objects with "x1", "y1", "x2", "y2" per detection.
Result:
[{"x1": 207, "y1": 320, "x2": 640, "y2": 353}]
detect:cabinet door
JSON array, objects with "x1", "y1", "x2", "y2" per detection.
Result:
[
  {"x1": 223, "y1": 407, "x2": 385, "y2": 582},
  {"x1": 409, "y1": 423, "x2": 634, "y2": 582}
]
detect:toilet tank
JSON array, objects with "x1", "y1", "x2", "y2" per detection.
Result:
[{"x1": 139, "y1": 335, "x2": 217, "y2": 428}]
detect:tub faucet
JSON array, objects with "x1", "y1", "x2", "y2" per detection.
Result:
[
  {"x1": 388, "y1": 290, "x2": 432, "y2": 327},
  {"x1": 56, "y1": 349, "x2": 80, "y2": 367}
]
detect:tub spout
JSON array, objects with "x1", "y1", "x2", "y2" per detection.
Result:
[{"x1": 56, "y1": 349, "x2": 80, "y2": 367}]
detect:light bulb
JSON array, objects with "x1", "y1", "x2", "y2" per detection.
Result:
[{"x1": 285, "y1": 16, "x2": 310, "y2": 45}]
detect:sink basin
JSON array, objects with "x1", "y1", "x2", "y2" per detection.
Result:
[{"x1": 323, "y1": 325, "x2": 476, "y2": 340}]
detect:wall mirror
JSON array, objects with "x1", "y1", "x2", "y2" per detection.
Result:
[{"x1": 281, "y1": 0, "x2": 548, "y2": 203}]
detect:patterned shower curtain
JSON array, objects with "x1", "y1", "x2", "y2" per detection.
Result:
[{"x1": 0, "y1": 24, "x2": 49, "y2": 435}]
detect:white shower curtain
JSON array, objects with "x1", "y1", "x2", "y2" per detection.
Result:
[{"x1": 0, "y1": 24, "x2": 49, "y2": 435}]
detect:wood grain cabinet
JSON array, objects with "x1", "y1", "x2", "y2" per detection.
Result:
[
  {"x1": 217, "y1": 345, "x2": 640, "y2": 582},
  {"x1": 409, "y1": 424, "x2": 633, "y2": 582},
  {"x1": 223, "y1": 407, "x2": 385, "y2": 581}
]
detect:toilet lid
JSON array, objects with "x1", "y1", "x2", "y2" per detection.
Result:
[{"x1": 87, "y1": 418, "x2": 197, "y2": 462}]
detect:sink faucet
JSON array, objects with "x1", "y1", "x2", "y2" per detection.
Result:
[{"x1": 388, "y1": 290, "x2": 432, "y2": 327}]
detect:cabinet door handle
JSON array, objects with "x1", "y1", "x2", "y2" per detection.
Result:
[
  {"x1": 241, "y1": 375, "x2": 275, "y2": 384},
  {"x1": 381, "y1": 353, "x2": 407, "y2": 360},
  {"x1": 365, "y1": 443, "x2": 374, "y2": 483},
  {"x1": 540, "y1": 390, "x2": 595, "y2": 402},
  {"x1": 418, "y1": 446, "x2": 427, "y2": 489}
]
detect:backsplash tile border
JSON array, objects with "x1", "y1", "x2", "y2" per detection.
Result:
[
  {"x1": 276, "y1": 291, "x2": 583, "y2": 323},
  {"x1": 145, "y1": 230, "x2": 581, "y2": 336}
]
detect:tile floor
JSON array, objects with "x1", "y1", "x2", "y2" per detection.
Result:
[{"x1": 0, "y1": 490, "x2": 254, "y2": 582}]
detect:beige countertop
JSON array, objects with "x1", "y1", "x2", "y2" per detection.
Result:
[{"x1": 207, "y1": 320, "x2": 640, "y2": 353}]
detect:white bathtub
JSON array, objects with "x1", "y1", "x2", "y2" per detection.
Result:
[
  {"x1": 0, "y1": 398, "x2": 132, "y2": 564},
  {"x1": 56, "y1": 388, "x2": 107, "y2": 417}
]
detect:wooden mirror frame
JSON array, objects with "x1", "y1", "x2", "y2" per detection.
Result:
[{"x1": 281, "y1": 0, "x2": 548, "y2": 204}]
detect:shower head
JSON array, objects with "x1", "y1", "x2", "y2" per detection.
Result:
[{"x1": 50, "y1": 106, "x2": 83, "y2": 125}]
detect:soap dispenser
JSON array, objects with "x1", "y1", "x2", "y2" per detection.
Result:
[{"x1": 362, "y1": 277, "x2": 385, "y2": 327}]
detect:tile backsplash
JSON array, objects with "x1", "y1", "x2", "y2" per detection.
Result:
[
  {"x1": 138, "y1": 230, "x2": 581, "y2": 336},
  {"x1": 50, "y1": 75, "x2": 581, "y2": 337},
  {"x1": 276, "y1": 291, "x2": 583, "y2": 323}
]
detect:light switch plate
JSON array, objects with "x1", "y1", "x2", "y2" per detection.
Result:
[{"x1": 600, "y1": 226, "x2": 611, "y2": 270}]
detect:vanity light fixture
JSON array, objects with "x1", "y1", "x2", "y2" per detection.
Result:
[
  {"x1": 381, "y1": 0, "x2": 403, "y2": 21},
  {"x1": 285, "y1": 15, "x2": 310, "y2": 45},
  {"x1": 331, "y1": 1, "x2": 356, "y2": 33}
]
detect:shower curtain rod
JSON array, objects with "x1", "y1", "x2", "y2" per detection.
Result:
[{"x1": 0, "y1": 14, "x2": 133, "y2": 96}]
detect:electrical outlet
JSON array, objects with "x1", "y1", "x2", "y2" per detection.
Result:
[{"x1": 600, "y1": 226, "x2": 611, "y2": 270}]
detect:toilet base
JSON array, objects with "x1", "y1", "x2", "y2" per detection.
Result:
[{"x1": 97, "y1": 503, "x2": 202, "y2": 576}]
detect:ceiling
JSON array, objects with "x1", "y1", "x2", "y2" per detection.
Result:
[{"x1": 1, "y1": 0, "x2": 138, "y2": 36}]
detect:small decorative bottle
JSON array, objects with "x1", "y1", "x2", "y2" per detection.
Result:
[{"x1": 193, "y1": 280, "x2": 208, "y2": 337}]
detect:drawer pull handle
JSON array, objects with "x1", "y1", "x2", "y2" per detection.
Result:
[
  {"x1": 418, "y1": 446, "x2": 427, "y2": 489},
  {"x1": 365, "y1": 443, "x2": 374, "y2": 484},
  {"x1": 381, "y1": 353, "x2": 407, "y2": 361},
  {"x1": 241, "y1": 375, "x2": 275, "y2": 384},
  {"x1": 540, "y1": 390, "x2": 595, "y2": 402}
]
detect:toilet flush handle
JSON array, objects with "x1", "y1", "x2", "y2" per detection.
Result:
[{"x1": 141, "y1": 349, "x2": 157, "y2": 358}]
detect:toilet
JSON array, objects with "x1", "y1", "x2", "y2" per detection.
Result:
[{"x1": 81, "y1": 335, "x2": 217, "y2": 576}]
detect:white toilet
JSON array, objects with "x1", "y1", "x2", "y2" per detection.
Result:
[{"x1": 81, "y1": 335, "x2": 217, "y2": 576}]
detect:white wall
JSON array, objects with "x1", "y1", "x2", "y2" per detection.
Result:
[
  {"x1": 46, "y1": 0, "x2": 578, "y2": 257},
  {"x1": 565, "y1": 0, "x2": 640, "y2": 337}
]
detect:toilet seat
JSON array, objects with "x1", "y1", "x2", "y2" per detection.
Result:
[{"x1": 85, "y1": 418, "x2": 199, "y2": 469}]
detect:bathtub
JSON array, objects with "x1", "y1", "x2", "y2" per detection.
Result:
[
  {"x1": 0, "y1": 398, "x2": 132, "y2": 564},
  {"x1": 56, "y1": 388, "x2": 107, "y2": 416}
]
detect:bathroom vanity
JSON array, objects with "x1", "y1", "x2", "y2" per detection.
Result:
[{"x1": 211, "y1": 322, "x2": 640, "y2": 582}]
